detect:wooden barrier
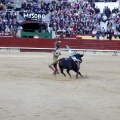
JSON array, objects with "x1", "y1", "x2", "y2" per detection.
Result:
[{"x1": 0, "y1": 37, "x2": 120, "y2": 52}]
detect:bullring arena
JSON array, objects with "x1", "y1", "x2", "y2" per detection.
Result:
[
  {"x1": 0, "y1": 0, "x2": 120, "y2": 119},
  {"x1": 0, "y1": 50, "x2": 120, "y2": 120}
]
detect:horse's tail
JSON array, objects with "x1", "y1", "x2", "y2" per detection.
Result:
[
  {"x1": 57, "y1": 58, "x2": 65, "y2": 69},
  {"x1": 57, "y1": 59, "x2": 61, "y2": 65}
]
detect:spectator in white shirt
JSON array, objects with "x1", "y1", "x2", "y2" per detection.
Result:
[
  {"x1": 114, "y1": 29, "x2": 118, "y2": 38},
  {"x1": 5, "y1": 25, "x2": 10, "y2": 35},
  {"x1": 102, "y1": 14, "x2": 107, "y2": 23},
  {"x1": 92, "y1": 29, "x2": 97, "y2": 38}
]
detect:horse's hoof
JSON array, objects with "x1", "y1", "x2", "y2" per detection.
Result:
[{"x1": 76, "y1": 76, "x2": 78, "y2": 79}]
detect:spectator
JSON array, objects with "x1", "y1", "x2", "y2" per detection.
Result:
[
  {"x1": 92, "y1": 28, "x2": 97, "y2": 38},
  {"x1": 0, "y1": 1, "x2": 4, "y2": 10},
  {"x1": 107, "y1": 29, "x2": 114, "y2": 40},
  {"x1": 94, "y1": 6, "x2": 100, "y2": 14},
  {"x1": 102, "y1": 14, "x2": 107, "y2": 23},
  {"x1": 107, "y1": 21, "x2": 112, "y2": 29},
  {"x1": 96, "y1": 29, "x2": 101, "y2": 39},
  {"x1": 112, "y1": 7, "x2": 119, "y2": 14},
  {"x1": 114, "y1": 29, "x2": 118, "y2": 38},
  {"x1": 10, "y1": 25, "x2": 14, "y2": 35},
  {"x1": 104, "y1": 6, "x2": 111, "y2": 18},
  {"x1": 13, "y1": 24, "x2": 18, "y2": 36},
  {"x1": 71, "y1": 32, "x2": 76, "y2": 38},
  {"x1": 106, "y1": 29, "x2": 110, "y2": 39},
  {"x1": 5, "y1": 25, "x2": 10, "y2": 35},
  {"x1": 101, "y1": 27, "x2": 106, "y2": 37},
  {"x1": 14, "y1": 3, "x2": 21, "y2": 11},
  {"x1": 21, "y1": 1, "x2": 27, "y2": 10}
]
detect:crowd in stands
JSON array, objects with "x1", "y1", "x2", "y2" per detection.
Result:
[
  {"x1": 95, "y1": 0, "x2": 118, "y2": 2},
  {"x1": 95, "y1": 0, "x2": 117, "y2": 2},
  {"x1": 0, "y1": 0, "x2": 119, "y2": 40},
  {"x1": 0, "y1": 0, "x2": 38, "y2": 36},
  {"x1": 49, "y1": 0, "x2": 120, "y2": 40},
  {"x1": 0, "y1": 10, "x2": 20, "y2": 36}
]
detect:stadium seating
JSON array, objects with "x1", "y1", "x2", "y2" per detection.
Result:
[{"x1": 0, "y1": 0, "x2": 119, "y2": 40}]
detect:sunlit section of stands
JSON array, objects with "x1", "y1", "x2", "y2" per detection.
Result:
[
  {"x1": 77, "y1": 35, "x2": 120, "y2": 41},
  {"x1": 56, "y1": 34, "x2": 120, "y2": 40}
]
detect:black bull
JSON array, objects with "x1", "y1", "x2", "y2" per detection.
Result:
[{"x1": 53, "y1": 54, "x2": 84, "y2": 78}]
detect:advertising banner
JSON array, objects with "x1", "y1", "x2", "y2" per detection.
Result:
[{"x1": 19, "y1": 12, "x2": 45, "y2": 21}]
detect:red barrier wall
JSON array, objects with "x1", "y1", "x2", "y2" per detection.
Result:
[{"x1": 0, "y1": 37, "x2": 120, "y2": 51}]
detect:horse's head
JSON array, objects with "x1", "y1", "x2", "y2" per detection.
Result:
[{"x1": 74, "y1": 54, "x2": 84, "y2": 63}]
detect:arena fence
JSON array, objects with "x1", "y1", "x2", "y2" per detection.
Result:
[
  {"x1": 0, "y1": 47, "x2": 120, "y2": 56},
  {"x1": 0, "y1": 37, "x2": 120, "y2": 55}
]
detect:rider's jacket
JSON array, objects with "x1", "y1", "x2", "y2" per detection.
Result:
[{"x1": 70, "y1": 55, "x2": 80, "y2": 62}]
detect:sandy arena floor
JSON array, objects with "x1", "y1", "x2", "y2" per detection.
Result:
[{"x1": 0, "y1": 52, "x2": 120, "y2": 120}]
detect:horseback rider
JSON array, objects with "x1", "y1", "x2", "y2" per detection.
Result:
[
  {"x1": 70, "y1": 54, "x2": 81, "y2": 70},
  {"x1": 66, "y1": 45, "x2": 81, "y2": 70},
  {"x1": 49, "y1": 51, "x2": 61, "y2": 74}
]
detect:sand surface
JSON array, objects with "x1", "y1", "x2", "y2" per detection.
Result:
[{"x1": 0, "y1": 52, "x2": 120, "y2": 120}]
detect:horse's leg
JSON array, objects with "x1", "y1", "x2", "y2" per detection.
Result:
[
  {"x1": 76, "y1": 72, "x2": 78, "y2": 79},
  {"x1": 75, "y1": 71, "x2": 79, "y2": 79},
  {"x1": 75, "y1": 71, "x2": 83, "y2": 78},
  {"x1": 66, "y1": 69, "x2": 72, "y2": 79},
  {"x1": 60, "y1": 68, "x2": 66, "y2": 77},
  {"x1": 78, "y1": 71, "x2": 83, "y2": 77},
  {"x1": 76, "y1": 70, "x2": 83, "y2": 78},
  {"x1": 73, "y1": 69, "x2": 82, "y2": 79},
  {"x1": 76, "y1": 63, "x2": 81, "y2": 78}
]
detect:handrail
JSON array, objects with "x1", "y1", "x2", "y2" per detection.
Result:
[
  {"x1": 0, "y1": 47, "x2": 120, "y2": 52},
  {"x1": 0, "y1": 47, "x2": 119, "y2": 55}
]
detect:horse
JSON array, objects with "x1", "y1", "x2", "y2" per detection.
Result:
[{"x1": 54, "y1": 54, "x2": 84, "y2": 79}]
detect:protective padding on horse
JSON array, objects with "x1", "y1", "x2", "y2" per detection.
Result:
[
  {"x1": 56, "y1": 69, "x2": 60, "y2": 74},
  {"x1": 49, "y1": 66, "x2": 60, "y2": 74},
  {"x1": 49, "y1": 66, "x2": 55, "y2": 71}
]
